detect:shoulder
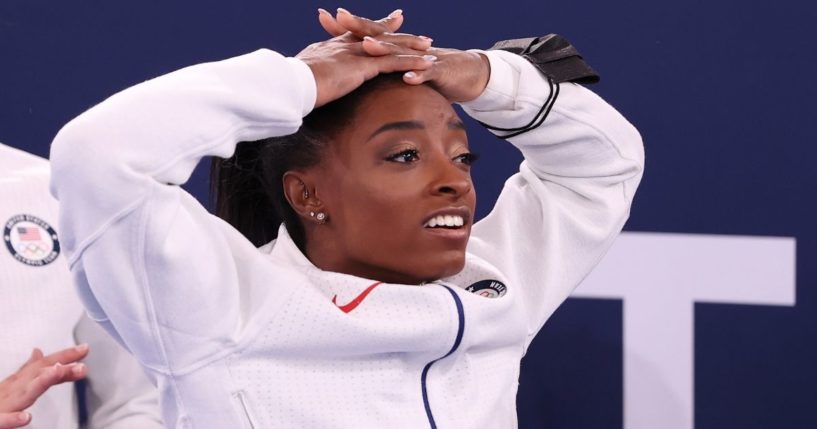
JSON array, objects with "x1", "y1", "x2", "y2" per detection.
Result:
[{"x1": 0, "y1": 143, "x2": 50, "y2": 179}]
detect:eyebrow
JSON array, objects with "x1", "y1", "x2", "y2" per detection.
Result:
[{"x1": 367, "y1": 119, "x2": 466, "y2": 141}]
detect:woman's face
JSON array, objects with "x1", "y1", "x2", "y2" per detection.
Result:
[{"x1": 312, "y1": 82, "x2": 477, "y2": 284}]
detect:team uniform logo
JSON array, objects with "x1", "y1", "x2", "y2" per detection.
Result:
[
  {"x1": 3, "y1": 214, "x2": 60, "y2": 267},
  {"x1": 466, "y1": 279, "x2": 507, "y2": 298},
  {"x1": 332, "y1": 281, "x2": 383, "y2": 314}
]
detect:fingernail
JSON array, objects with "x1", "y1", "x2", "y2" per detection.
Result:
[
  {"x1": 419, "y1": 35, "x2": 434, "y2": 43},
  {"x1": 317, "y1": 8, "x2": 331, "y2": 16},
  {"x1": 72, "y1": 363, "x2": 85, "y2": 376},
  {"x1": 423, "y1": 55, "x2": 437, "y2": 62},
  {"x1": 76, "y1": 343, "x2": 88, "y2": 352},
  {"x1": 389, "y1": 9, "x2": 403, "y2": 18},
  {"x1": 18, "y1": 412, "x2": 30, "y2": 423},
  {"x1": 337, "y1": 7, "x2": 351, "y2": 15},
  {"x1": 364, "y1": 36, "x2": 387, "y2": 45},
  {"x1": 404, "y1": 71, "x2": 417, "y2": 79}
]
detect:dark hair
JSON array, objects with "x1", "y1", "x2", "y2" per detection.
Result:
[{"x1": 210, "y1": 73, "x2": 407, "y2": 250}]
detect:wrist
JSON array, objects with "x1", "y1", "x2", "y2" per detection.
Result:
[
  {"x1": 287, "y1": 56, "x2": 320, "y2": 112},
  {"x1": 459, "y1": 50, "x2": 515, "y2": 111},
  {"x1": 472, "y1": 52, "x2": 491, "y2": 101}
]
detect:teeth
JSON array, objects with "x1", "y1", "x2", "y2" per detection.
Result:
[{"x1": 424, "y1": 215, "x2": 465, "y2": 228}]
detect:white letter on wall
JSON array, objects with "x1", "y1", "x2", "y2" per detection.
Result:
[{"x1": 572, "y1": 232, "x2": 796, "y2": 429}]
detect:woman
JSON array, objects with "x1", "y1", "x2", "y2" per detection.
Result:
[{"x1": 50, "y1": 8, "x2": 643, "y2": 428}]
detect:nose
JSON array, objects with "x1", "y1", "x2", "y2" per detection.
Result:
[{"x1": 429, "y1": 157, "x2": 472, "y2": 198}]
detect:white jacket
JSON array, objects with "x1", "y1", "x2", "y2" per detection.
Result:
[
  {"x1": 50, "y1": 49, "x2": 644, "y2": 428},
  {"x1": 0, "y1": 143, "x2": 163, "y2": 429}
]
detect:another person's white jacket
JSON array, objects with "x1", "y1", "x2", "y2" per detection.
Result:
[
  {"x1": 50, "y1": 49, "x2": 644, "y2": 428},
  {"x1": 0, "y1": 143, "x2": 163, "y2": 429}
]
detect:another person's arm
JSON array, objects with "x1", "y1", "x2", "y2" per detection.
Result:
[{"x1": 0, "y1": 346, "x2": 88, "y2": 429}]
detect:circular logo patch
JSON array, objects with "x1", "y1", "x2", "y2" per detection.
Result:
[
  {"x1": 3, "y1": 214, "x2": 60, "y2": 267},
  {"x1": 466, "y1": 279, "x2": 507, "y2": 298}
]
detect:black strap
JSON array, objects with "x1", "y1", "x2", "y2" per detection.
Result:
[
  {"x1": 489, "y1": 34, "x2": 599, "y2": 84},
  {"x1": 475, "y1": 34, "x2": 596, "y2": 138}
]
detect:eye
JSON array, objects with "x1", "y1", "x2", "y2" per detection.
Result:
[
  {"x1": 454, "y1": 152, "x2": 480, "y2": 166},
  {"x1": 386, "y1": 148, "x2": 420, "y2": 163}
]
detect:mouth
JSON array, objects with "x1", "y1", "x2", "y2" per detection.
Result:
[
  {"x1": 421, "y1": 208, "x2": 471, "y2": 240},
  {"x1": 423, "y1": 214, "x2": 465, "y2": 229}
]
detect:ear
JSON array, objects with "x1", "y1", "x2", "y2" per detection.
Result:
[{"x1": 283, "y1": 171, "x2": 324, "y2": 222}]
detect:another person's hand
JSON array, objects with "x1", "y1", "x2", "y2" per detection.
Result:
[
  {"x1": 299, "y1": 8, "x2": 435, "y2": 108},
  {"x1": 0, "y1": 346, "x2": 89, "y2": 428},
  {"x1": 318, "y1": 8, "x2": 490, "y2": 103}
]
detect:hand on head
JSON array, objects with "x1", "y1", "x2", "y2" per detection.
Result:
[
  {"x1": 0, "y1": 345, "x2": 89, "y2": 429},
  {"x1": 318, "y1": 7, "x2": 408, "y2": 40},
  {"x1": 298, "y1": 8, "x2": 433, "y2": 108},
  {"x1": 300, "y1": 7, "x2": 490, "y2": 107}
]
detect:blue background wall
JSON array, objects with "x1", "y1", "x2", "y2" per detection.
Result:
[{"x1": 1, "y1": 0, "x2": 814, "y2": 427}]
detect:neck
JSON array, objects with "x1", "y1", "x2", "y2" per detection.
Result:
[{"x1": 303, "y1": 228, "x2": 425, "y2": 285}]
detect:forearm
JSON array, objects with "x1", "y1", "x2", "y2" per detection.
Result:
[
  {"x1": 463, "y1": 49, "x2": 644, "y2": 341},
  {"x1": 461, "y1": 49, "x2": 644, "y2": 200},
  {"x1": 50, "y1": 49, "x2": 316, "y2": 257}
]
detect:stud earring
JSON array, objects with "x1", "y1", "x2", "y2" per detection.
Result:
[
  {"x1": 309, "y1": 211, "x2": 328, "y2": 224},
  {"x1": 302, "y1": 189, "x2": 309, "y2": 199}
]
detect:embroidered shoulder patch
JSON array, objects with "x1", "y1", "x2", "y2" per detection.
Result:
[
  {"x1": 465, "y1": 279, "x2": 507, "y2": 298},
  {"x1": 3, "y1": 214, "x2": 60, "y2": 267}
]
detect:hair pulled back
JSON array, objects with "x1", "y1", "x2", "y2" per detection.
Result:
[{"x1": 210, "y1": 73, "x2": 406, "y2": 250}]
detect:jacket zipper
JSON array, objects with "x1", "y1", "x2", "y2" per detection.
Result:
[
  {"x1": 234, "y1": 390, "x2": 258, "y2": 429},
  {"x1": 421, "y1": 285, "x2": 465, "y2": 429}
]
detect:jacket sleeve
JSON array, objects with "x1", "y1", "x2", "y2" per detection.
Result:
[
  {"x1": 50, "y1": 49, "x2": 316, "y2": 375},
  {"x1": 74, "y1": 314, "x2": 164, "y2": 429},
  {"x1": 461, "y1": 49, "x2": 644, "y2": 348}
]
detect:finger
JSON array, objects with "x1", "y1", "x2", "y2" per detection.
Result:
[
  {"x1": 371, "y1": 33, "x2": 433, "y2": 51},
  {"x1": 370, "y1": 54, "x2": 435, "y2": 77},
  {"x1": 0, "y1": 412, "x2": 31, "y2": 429},
  {"x1": 56, "y1": 362, "x2": 87, "y2": 383},
  {"x1": 40, "y1": 344, "x2": 89, "y2": 367},
  {"x1": 7, "y1": 366, "x2": 59, "y2": 411},
  {"x1": 4, "y1": 362, "x2": 85, "y2": 412},
  {"x1": 16, "y1": 349, "x2": 43, "y2": 372},
  {"x1": 317, "y1": 8, "x2": 346, "y2": 37},
  {"x1": 28, "y1": 349, "x2": 43, "y2": 363},
  {"x1": 14, "y1": 349, "x2": 45, "y2": 380},
  {"x1": 374, "y1": 9, "x2": 404, "y2": 33},
  {"x1": 403, "y1": 66, "x2": 437, "y2": 85},
  {"x1": 336, "y1": 7, "x2": 393, "y2": 38},
  {"x1": 361, "y1": 37, "x2": 429, "y2": 57},
  {"x1": 25, "y1": 366, "x2": 63, "y2": 401},
  {"x1": 26, "y1": 363, "x2": 86, "y2": 400}
]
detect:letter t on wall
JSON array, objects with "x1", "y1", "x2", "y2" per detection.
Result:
[{"x1": 572, "y1": 232, "x2": 796, "y2": 429}]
